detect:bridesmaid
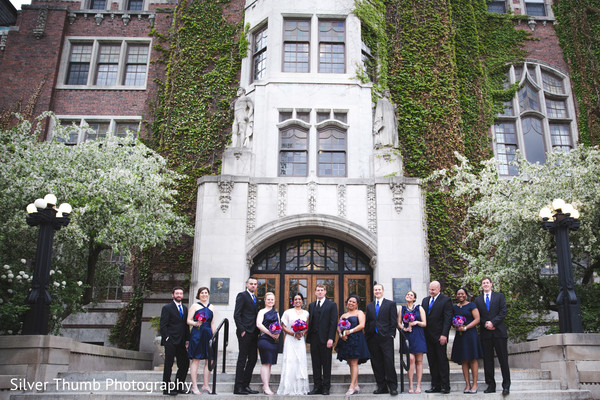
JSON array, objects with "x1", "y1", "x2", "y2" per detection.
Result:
[
  {"x1": 187, "y1": 287, "x2": 215, "y2": 394},
  {"x1": 256, "y1": 292, "x2": 281, "y2": 395},
  {"x1": 450, "y1": 287, "x2": 483, "y2": 394},
  {"x1": 398, "y1": 290, "x2": 427, "y2": 394}
]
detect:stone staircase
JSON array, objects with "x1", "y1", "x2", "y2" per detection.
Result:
[{"x1": 5, "y1": 357, "x2": 592, "y2": 400}]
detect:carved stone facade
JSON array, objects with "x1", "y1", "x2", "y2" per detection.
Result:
[{"x1": 217, "y1": 179, "x2": 234, "y2": 213}]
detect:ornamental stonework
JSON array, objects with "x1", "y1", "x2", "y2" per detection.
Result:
[
  {"x1": 308, "y1": 181, "x2": 317, "y2": 214},
  {"x1": 33, "y1": 8, "x2": 48, "y2": 40},
  {"x1": 337, "y1": 184, "x2": 347, "y2": 218},
  {"x1": 278, "y1": 184, "x2": 287, "y2": 217},
  {"x1": 246, "y1": 183, "x2": 257, "y2": 233},
  {"x1": 218, "y1": 180, "x2": 234, "y2": 213},
  {"x1": 367, "y1": 185, "x2": 377, "y2": 234},
  {"x1": 390, "y1": 182, "x2": 406, "y2": 214}
]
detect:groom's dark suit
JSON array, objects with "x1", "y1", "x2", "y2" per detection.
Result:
[
  {"x1": 233, "y1": 290, "x2": 258, "y2": 393},
  {"x1": 365, "y1": 298, "x2": 398, "y2": 392},
  {"x1": 475, "y1": 291, "x2": 511, "y2": 392},
  {"x1": 307, "y1": 298, "x2": 338, "y2": 393},
  {"x1": 421, "y1": 293, "x2": 452, "y2": 392},
  {"x1": 160, "y1": 300, "x2": 190, "y2": 392}
]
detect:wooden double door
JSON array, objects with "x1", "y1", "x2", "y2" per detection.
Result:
[{"x1": 254, "y1": 274, "x2": 371, "y2": 313}]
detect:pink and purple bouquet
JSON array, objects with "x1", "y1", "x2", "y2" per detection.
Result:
[
  {"x1": 338, "y1": 319, "x2": 351, "y2": 331},
  {"x1": 269, "y1": 321, "x2": 282, "y2": 335},
  {"x1": 194, "y1": 311, "x2": 207, "y2": 322},
  {"x1": 452, "y1": 315, "x2": 467, "y2": 328},
  {"x1": 292, "y1": 319, "x2": 308, "y2": 332},
  {"x1": 403, "y1": 312, "x2": 415, "y2": 324}
]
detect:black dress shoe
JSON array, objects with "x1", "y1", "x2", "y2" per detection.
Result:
[
  {"x1": 322, "y1": 388, "x2": 330, "y2": 395},
  {"x1": 308, "y1": 387, "x2": 323, "y2": 395},
  {"x1": 389, "y1": 389, "x2": 398, "y2": 396},
  {"x1": 441, "y1": 388, "x2": 450, "y2": 394},
  {"x1": 425, "y1": 387, "x2": 441, "y2": 393},
  {"x1": 484, "y1": 386, "x2": 496, "y2": 393},
  {"x1": 373, "y1": 387, "x2": 389, "y2": 394},
  {"x1": 502, "y1": 388, "x2": 510, "y2": 395},
  {"x1": 234, "y1": 387, "x2": 249, "y2": 395},
  {"x1": 244, "y1": 387, "x2": 259, "y2": 394},
  {"x1": 163, "y1": 390, "x2": 178, "y2": 396},
  {"x1": 177, "y1": 389, "x2": 188, "y2": 394}
]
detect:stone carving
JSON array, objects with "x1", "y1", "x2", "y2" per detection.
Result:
[
  {"x1": 246, "y1": 255, "x2": 253, "y2": 270},
  {"x1": 0, "y1": 33, "x2": 7, "y2": 52},
  {"x1": 278, "y1": 184, "x2": 287, "y2": 217},
  {"x1": 246, "y1": 183, "x2": 257, "y2": 233},
  {"x1": 390, "y1": 182, "x2": 406, "y2": 214},
  {"x1": 308, "y1": 181, "x2": 317, "y2": 214},
  {"x1": 33, "y1": 8, "x2": 48, "y2": 40},
  {"x1": 68, "y1": 12, "x2": 77, "y2": 24},
  {"x1": 94, "y1": 13, "x2": 104, "y2": 26},
  {"x1": 373, "y1": 89, "x2": 399, "y2": 149},
  {"x1": 367, "y1": 185, "x2": 377, "y2": 234},
  {"x1": 337, "y1": 184, "x2": 347, "y2": 218},
  {"x1": 370, "y1": 256, "x2": 377, "y2": 270},
  {"x1": 231, "y1": 88, "x2": 254, "y2": 148},
  {"x1": 217, "y1": 179, "x2": 234, "y2": 213},
  {"x1": 122, "y1": 14, "x2": 131, "y2": 26}
]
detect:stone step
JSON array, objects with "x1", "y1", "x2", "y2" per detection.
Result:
[{"x1": 6, "y1": 389, "x2": 593, "y2": 400}]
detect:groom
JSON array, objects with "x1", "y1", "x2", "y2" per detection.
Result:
[{"x1": 307, "y1": 284, "x2": 338, "y2": 395}]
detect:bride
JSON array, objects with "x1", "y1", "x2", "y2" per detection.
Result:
[{"x1": 277, "y1": 292, "x2": 310, "y2": 395}]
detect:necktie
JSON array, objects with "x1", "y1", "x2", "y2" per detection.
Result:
[
  {"x1": 317, "y1": 300, "x2": 322, "y2": 309},
  {"x1": 486, "y1": 294, "x2": 490, "y2": 311},
  {"x1": 428, "y1": 297, "x2": 435, "y2": 314},
  {"x1": 376, "y1": 300, "x2": 380, "y2": 316},
  {"x1": 178, "y1": 304, "x2": 183, "y2": 318},
  {"x1": 252, "y1": 294, "x2": 257, "y2": 309}
]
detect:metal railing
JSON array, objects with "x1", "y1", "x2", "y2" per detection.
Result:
[
  {"x1": 208, "y1": 318, "x2": 229, "y2": 395},
  {"x1": 398, "y1": 328, "x2": 410, "y2": 393}
]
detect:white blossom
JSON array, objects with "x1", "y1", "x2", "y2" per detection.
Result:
[
  {"x1": 53, "y1": 282, "x2": 60, "y2": 287},
  {"x1": 20, "y1": 259, "x2": 26, "y2": 264},
  {"x1": 49, "y1": 270, "x2": 55, "y2": 275},
  {"x1": 7, "y1": 289, "x2": 13, "y2": 294},
  {"x1": 3, "y1": 265, "x2": 10, "y2": 270},
  {"x1": 77, "y1": 281, "x2": 83, "y2": 286},
  {"x1": 7, "y1": 274, "x2": 14, "y2": 279}
]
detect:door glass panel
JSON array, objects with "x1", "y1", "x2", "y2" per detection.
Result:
[
  {"x1": 346, "y1": 277, "x2": 369, "y2": 312},
  {"x1": 315, "y1": 277, "x2": 336, "y2": 302},
  {"x1": 286, "y1": 276, "x2": 309, "y2": 310},
  {"x1": 255, "y1": 276, "x2": 277, "y2": 310}
]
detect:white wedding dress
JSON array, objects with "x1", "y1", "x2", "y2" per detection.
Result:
[{"x1": 277, "y1": 308, "x2": 310, "y2": 395}]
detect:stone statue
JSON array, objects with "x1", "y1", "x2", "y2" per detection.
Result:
[
  {"x1": 373, "y1": 89, "x2": 399, "y2": 149},
  {"x1": 231, "y1": 87, "x2": 254, "y2": 148}
]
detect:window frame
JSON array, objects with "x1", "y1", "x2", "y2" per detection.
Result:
[
  {"x1": 278, "y1": 119, "x2": 310, "y2": 177},
  {"x1": 51, "y1": 117, "x2": 141, "y2": 145},
  {"x1": 318, "y1": 19, "x2": 346, "y2": 74},
  {"x1": 126, "y1": 0, "x2": 144, "y2": 11},
  {"x1": 59, "y1": 38, "x2": 152, "y2": 90},
  {"x1": 282, "y1": 18, "x2": 311, "y2": 73},
  {"x1": 317, "y1": 125, "x2": 347, "y2": 177},
  {"x1": 251, "y1": 23, "x2": 268, "y2": 82}
]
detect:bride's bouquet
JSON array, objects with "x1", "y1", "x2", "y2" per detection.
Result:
[
  {"x1": 338, "y1": 318, "x2": 351, "y2": 331},
  {"x1": 291, "y1": 319, "x2": 308, "y2": 332}
]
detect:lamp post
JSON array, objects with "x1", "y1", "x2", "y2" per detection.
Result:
[
  {"x1": 539, "y1": 198, "x2": 583, "y2": 333},
  {"x1": 22, "y1": 194, "x2": 72, "y2": 335}
]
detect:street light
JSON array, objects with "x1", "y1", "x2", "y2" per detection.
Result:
[
  {"x1": 539, "y1": 198, "x2": 583, "y2": 333},
  {"x1": 22, "y1": 194, "x2": 72, "y2": 335}
]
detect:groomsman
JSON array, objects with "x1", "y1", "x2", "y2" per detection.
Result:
[
  {"x1": 365, "y1": 283, "x2": 398, "y2": 395},
  {"x1": 422, "y1": 281, "x2": 452, "y2": 394},
  {"x1": 474, "y1": 276, "x2": 511, "y2": 395},
  {"x1": 307, "y1": 283, "x2": 338, "y2": 396},
  {"x1": 160, "y1": 286, "x2": 190, "y2": 395},
  {"x1": 233, "y1": 276, "x2": 259, "y2": 395}
]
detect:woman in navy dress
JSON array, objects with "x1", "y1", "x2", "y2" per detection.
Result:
[
  {"x1": 450, "y1": 288, "x2": 483, "y2": 393},
  {"x1": 398, "y1": 290, "x2": 427, "y2": 394},
  {"x1": 256, "y1": 292, "x2": 281, "y2": 395},
  {"x1": 187, "y1": 286, "x2": 215, "y2": 394},
  {"x1": 336, "y1": 294, "x2": 370, "y2": 395}
]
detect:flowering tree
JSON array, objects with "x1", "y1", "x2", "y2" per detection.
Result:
[
  {"x1": 0, "y1": 114, "x2": 193, "y2": 332},
  {"x1": 429, "y1": 146, "x2": 600, "y2": 335}
]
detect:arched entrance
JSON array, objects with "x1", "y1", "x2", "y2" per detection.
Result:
[{"x1": 251, "y1": 235, "x2": 372, "y2": 315}]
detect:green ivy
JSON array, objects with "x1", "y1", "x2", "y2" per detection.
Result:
[{"x1": 553, "y1": 1, "x2": 600, "y2": 146}]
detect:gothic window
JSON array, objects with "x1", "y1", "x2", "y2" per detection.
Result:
[
  {"x1": 488, "y1": 1, "x2": 506, "y2": 13},
  {"x1": 319, "y1": 20, "x2": 345, "y2": 73},
  {"x1": 279, "y1": 125, "x2": 309, "y2": 176},
  {"x1": 53, "y1": 118, "x2": 140, "y2": 144},
  {"x1": 283, "y1": 19, "x2": 310, "y2": 73},
  {"x1": 318, "y1": 127, "x2": 346, "y2": 177},
  {"x1": 492, "y1": 62, "x2": 576, "y2": 175},
  {"x1": 126, "y1": 0, "x2": 143, "y2": 11},
  {"x1": 361, "y1": 41, "x2": 375, "y2": 82},
  {"x1": 62, "y1": 39, "x2": 150, "y2": 88},
  {"x1": 252, "y1": 24, "x2": 268, "y2": 81},
  {"x1": 89, "y1": 0, "x2": 106, "y2": 10}
]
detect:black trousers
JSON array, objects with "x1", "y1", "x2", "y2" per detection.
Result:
[
  {"x1": 163, "y1": 340, "x2": 189, "y2": 389},
  {"x1": 425, "y1": 335, "x2": 449, "y2": 390},
  {"x1": 309, "y1": 335, "x2": 333, "y2": 390},
  {"x1": 235, "y1": 331, "x2": 258, "y2": 389},
  {"x1": 481, "y1": 336, "x2": 511, "y2": 390},
  {"x1": 367, "y1": 334, "x2": 397, "y2": 390}
]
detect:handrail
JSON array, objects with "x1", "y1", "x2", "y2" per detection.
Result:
[
  {"x1": 398, "y1": 328, "x2": 410, "y2": 393},
  {"x1": 208, "y1": 318, "x2": 229, "y2": 395}
]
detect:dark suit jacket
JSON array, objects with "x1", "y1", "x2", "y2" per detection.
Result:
[
  {"x1": 233, "y1": 290, "x2": 258, "y2": 334},
  {"x1": 475, "y1": 291, "x2": 508, "y2": 339},
  {"x1": 421, "y1": 293, "x2": 452, "y2": 340},
  {"x1": 365, "y1": 298, "x2": 398, "y2": 339},
  {"x1": 160, "y1": 301, "x2": 190, "y2": 346},
  {"x1": 307, "y1": 298, "x2": 338, "y2": 344}
]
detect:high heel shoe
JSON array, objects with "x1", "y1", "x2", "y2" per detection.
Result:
[
  {"x1": 345, "y1": 388, "x2": 355, "y2": 395},
  {"x1": 354, "y1": 386, "x2": 360, "y2": 394},
  {"x1": 263, "y1": 387, "x2": 274, "y2": 395},
  {"x1": 191, "y1": 387, "x2": 201, "y2": 395}
]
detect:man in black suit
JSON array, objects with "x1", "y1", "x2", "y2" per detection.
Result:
[
  {"x1": 233, "y1": 276, "x2": 259, "y2": 395},
  {"x1": 474, "y1": 276, "x2": 511, "y2": 395},
  {"x1": 307, "y1": 283, "x2": 338, "y2": 395},
  {"x1": 160, "y1": 286, "x2": 190, "y2": 395},
  {"x1": 365, "y1": 283, "x2": 398, "y2": 395},
  {"x1": 421, "y1": 281, "x2": 452, "y2": 394}
]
